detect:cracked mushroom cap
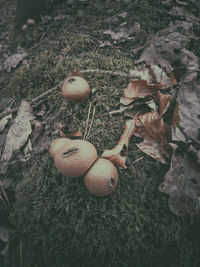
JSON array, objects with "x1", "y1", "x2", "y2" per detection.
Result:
[
  {"x1": 50, "y1": 138, "x2": 72, "y2": 159},
  {"x1": 84, "y1": 158, "x2": 118, "y2": 196},
  {"x1": 54, "y1": 139, "x2": 98, "y2": 178}
]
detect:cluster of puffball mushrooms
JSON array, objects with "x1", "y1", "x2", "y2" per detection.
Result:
[{"x1": 49, "y1": 75, "x2": 118, "y2": 197}]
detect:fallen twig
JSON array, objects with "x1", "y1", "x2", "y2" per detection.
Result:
[
  {"x1": 0, "y1": 69, "x2": 135, "y2": 121},
  {"x1": 83, "y1": 102, "x2": 92, "y2": 139},
  {"x1": 85, "y1": 106, "x2": 96, "y2": 140},
  {"x1": 80, "y1": 69, "x2": 135, "y2": 78},
  {"x1": 0, "y1": 82, "x2": 62, "y2": 120}
]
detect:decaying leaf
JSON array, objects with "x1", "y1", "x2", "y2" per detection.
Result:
[
  {"x1": 133, "y1": 112, "x2": 172, "y2": 164},
  {"x1": 102, "y1": 119, "x2": 136, "y2": 168},
  {"x1": 105, "y1": 109, "x2": 175, "y2": 167},
  {"x1": 120, "y1": 80, "x2": 166, "y2": 105},
  {"x1": 159, "y1": 147, "x2": 200, "y2": 216},
  {"x1": 172, "y1": 81, "x2": 200, "y2": 143},
  {"x1": 134, "y1": 112, "x2": 167, "y2": 143},
  {"x1": 3, "y1": 51, "x2": 27, "y2": 73},
  {"x1": 0, "y1": 100, "x2": 35, "y2": 164},
  {"x1": 179, "y1": 48, "x2": 199, "y2": 83},
  {"x1": 136, "y1": 140, "x2": 168, "y2": 164},
  {"x1": 135, "y1": 31, "x2": 190, "y2": 71}
]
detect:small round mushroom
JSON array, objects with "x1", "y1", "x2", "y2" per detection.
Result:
[
  {"x1": 62, "y1": 76, "x2": 90, "y2": 103},
  {"x1": 54, "y1": 139, "x2": 98, "y2": 178},
  {"x1": 84, "y1": 158, "x2": 118, "y2": 196},
  {"x1": 50, "y1": 138, "x2": 72, "y2": 159},
  {"x1": 27, "y1": 18, "x2": 36, "y2": 26}
]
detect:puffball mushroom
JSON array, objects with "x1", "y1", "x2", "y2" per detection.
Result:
[
  {"x1": 26, "y1": 19, "x2": 35, "y2": 26},
  {"x1": 62, "y1": 76, "x2": 90, "y2": 103},
  {"x1": 50, "y1": 138, "x2": 72, "y2": 159},
  {"x1": 84, "y1": 158, "x2": 118, "y2": 196},
  {"x1": 54, "y1": 139, "x2": 98, "y2": 178}
]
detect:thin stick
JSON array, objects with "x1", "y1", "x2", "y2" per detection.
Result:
[
  {"x1": 80, "y1": 69, "x2": 134, "y2": 79},
  {"x1": 83, "y1": 102, "x2": 92, "y2": 139},
  {"x1": 0, "y1": 69, "x2": 134, "y2": 120},
  {"x1": 132, "y1": 156, "x2": 143, "y2": 164},
  {"x1": 85, "y1": 106, "x2": 96, "y2": 140}
]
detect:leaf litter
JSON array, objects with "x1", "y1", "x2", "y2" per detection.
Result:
[{"x1": 103, "y1": 17, "x2": 200, "y2": 215}]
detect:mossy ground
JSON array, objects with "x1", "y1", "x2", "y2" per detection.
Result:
[{"x1": 1, "y1": 0, "x2": 200, "y2": 266}]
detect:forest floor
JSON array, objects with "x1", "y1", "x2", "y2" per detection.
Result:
[{"x1": 0, "y1": 0, "x2": 200, "y2": 266}]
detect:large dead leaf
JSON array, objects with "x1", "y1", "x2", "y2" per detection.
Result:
[
  {"x1": 102, "y1": 120, "x2": 136, "y2": 168},
  {"x1": 0, "y1": 101, "x2": 34, "y2": 173},
  {"x1": 172, "y1": 81, "x2": 200, "y2": 143},
  {"x1": 134, "y1": 112, "x2": 172, "y2": 164},
  {"x1": 120, "y1": 80, "x2": 166, "y2": 105},
  {"x1": 159, "y1": 146, "x2": 200, "y2": 216},
  {"x1": 135, "y1": 30, "x2": 190, "y2": 71},
  {"x1": 3, "y1": 49, "x2": 27, "y2": 73}
]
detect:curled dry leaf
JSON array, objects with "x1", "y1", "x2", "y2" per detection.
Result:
[
  {"x1": 120, "y1": 80, "x2": 166, "y2": 105},
  {"x1": 135, "y1": 112, "x2": 166, "y2": 143},
  {"x1": 102, "y1": 120, "x2": 136, "y2": 168},
  {"x1": 134, "y1": 112, "x2": 172, "y2": 164}
]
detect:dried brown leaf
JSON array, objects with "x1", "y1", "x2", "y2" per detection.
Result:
[
  {"x1": 102, "y1": 120, "x2": 136, "y2": 168},
  {"x1": 120, "y1": 80, "x2": 166, "y2": 105},
  {"x1": 135, "y1": 112, "x2": 166, "y2": 143},
  {"x1": 133, "y1": 112, "x2": 171, "y2": 164},
  {"x1": 136, "y1": 140, "x2": 168, "y2": 164}
]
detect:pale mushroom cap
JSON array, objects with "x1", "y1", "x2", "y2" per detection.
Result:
[
  {"x1": 62, "y1": 76, "x2": 90, "y2": 103},
  {"x1": 54, "y1": 139, "x2": 98, "y2": 178},
  {"x1": 84, "y1": 158, "x2": 118, "y2": 196},
  {"x1": 27, "y1": 19, "x2": 35, "y2": 26},
  {"x1": 49, "y1": 138, "x2": 72, "y2": 159}
]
